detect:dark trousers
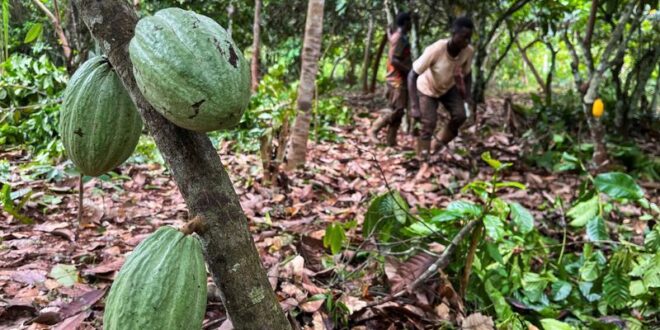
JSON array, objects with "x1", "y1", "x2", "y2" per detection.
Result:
[
  {"x1": 419, "y1": 86, "x2": 466, "y2": 142},
  {"x1": 385, "y1": 83, "x2": 407, "y2": 129}
]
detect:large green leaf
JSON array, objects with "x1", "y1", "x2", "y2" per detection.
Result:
[
  {"x1": 522, "y1": 272, "x2": 549, "y2": 302},
  {"x1": 509, "y1": 202, "x2": 534, "y2": 234},
  {"x1": 446, "y1": 200, "x2": 482, "y2": 218},
  {"x1": 363, "y1": 191, "x2": 409, "y2": 240},
  {"x1": 484, "y1": 214, "x2": 505, "y2": 241},
  {"x1": 586, "y1": 216, "x2": 609, "y2": 242},
  {"x1": 594, "y1": 172, "x2": 644, "y2": 200},
  {"x1": 567, "y1": 195, "x2": 599, "y2": 227},
  {"x1": 580, "y1": 261, "x2": 600, "y2": 282},
  {"x1": 551, "y1": 280, "x2": 573, "y2": 301}
]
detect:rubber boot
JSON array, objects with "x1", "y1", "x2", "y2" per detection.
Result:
[
  {"x1": 416, "y1": 139, "x2": 431, "y2": 162},
  {"x1": 368, "y1": 115, "x2": 389, "y2": 144},
  {"x1": 386, "y1": 125, "x2": 398, "y2": 147}
]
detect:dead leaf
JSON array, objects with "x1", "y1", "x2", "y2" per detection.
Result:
[
  {"x1": 52, "y1": 310, "x2": 90, "y2": 330},
  {"x1": 11, "y1": 269, "x2": 47, "y2": 285},
  {"x1": 385, "y1": 252, "x2": 436, "y2": 293},
  {"x1": 58, "y1": 289, "x2": 106, "y2": 319},
  {"x1": 300, "y1": 297, "x2": 325, "y2": 313},
  {"x1": 462, "y1": 313, "x2": 494, "y2": 330}
]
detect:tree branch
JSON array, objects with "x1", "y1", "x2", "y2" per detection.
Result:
[
  {"x1": 356, "y1": 220, "x2": 480, "y2": 311},
  {"x1": 584, "y1": 1, "x2": 636, "y2": 103},
  {"x1": 32, "y1": 0, "x2": 71, "y2": 63}
]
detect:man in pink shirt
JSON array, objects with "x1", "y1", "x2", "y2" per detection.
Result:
[
  {"x1": 408, "y1": 16, "x2": 475, "y2": 162},
  {"x1": 368, "y1": 12, "x2": 412, "y2": 147}
]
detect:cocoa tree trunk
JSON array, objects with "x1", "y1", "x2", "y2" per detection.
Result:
[
  {"x1": 582, "y1": 1, "x2": 635, "y2": 166},
  {"x1": 285, "y1": 0, "x2": 325, "y2": 170},
  {"x1": 251, "y1": 0, "x2": 262, "y2": 92},
  {"x1": 74, "y1": 1, "x2": 290, "y2": 329}
]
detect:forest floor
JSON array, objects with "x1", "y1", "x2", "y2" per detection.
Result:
[{"x1": 1, "y1": 95, "x2": 658, "y2": 329}]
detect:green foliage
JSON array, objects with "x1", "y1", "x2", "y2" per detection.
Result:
[
  {"x1": 324, "y1": 222, "x2": 347, "y2": 255},
  {"x1": 365, "y1": 153, "x2": 659, "y2": 328},
  {"x1": 1, "y1": 51, "x2": 67, "y2": 157},
  {"x1": 363, "y1": 191, "x2": 409, "y2": 242},
  {"x1": 0, "y1": 183, "x2": 33, "y2": 224}
]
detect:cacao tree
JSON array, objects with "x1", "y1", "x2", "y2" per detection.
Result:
[{"x1": 73, "y1": 1, "x2": 290, "y2": 329}]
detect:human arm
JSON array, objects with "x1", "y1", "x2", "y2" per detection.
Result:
[{"x1": 408, "y1": 70, "x2": 421, "y2": 118}]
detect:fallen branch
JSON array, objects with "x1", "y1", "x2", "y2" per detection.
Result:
[{"x1": 357, "y1": 220, "x2": 480, "y2": 311}]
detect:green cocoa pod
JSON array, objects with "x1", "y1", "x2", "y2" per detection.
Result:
[
  {"x1": 103, "y1": 226, "x2": 207, "y2": 330},
  {"x1": 129, "y1": 8, "x2": 250, "y2": 132},
  {"x1": 60, "y1": 56, "x2": 142, "y2": 177}
]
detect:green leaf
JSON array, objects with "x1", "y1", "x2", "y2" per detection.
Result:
[
  {"x1": 594, "y1": 172, "x2": 644, "y2": 200},
  {"x1": 49, "y1": 264, "x2": 79, "y2": 287},
  {"x1": 629, "y1": 280, "x2": 646, "y2": 296},
  {"x1": 644, "y1": 226, "x2": 660, "y2": 251},
  {"x1": 586, "y1": 216, "x2": 609, "y2": 242},
  {"x1": 540, "y1": 319, "x2": 575, "y2": 330},
  {"x1": 551, "y1": 280, "x2": 572, "y2": 301},
  {"x1": 603, "y1": 271, "x2": 630, "y2": 310},
  {"x1": 567, "y1": 195, "x2": 599, "y2": 227},
  {"x1": 509, "y1": 202, "x2": 534, "y2": 234},
  {"x1": 483, "y1": 215, "x2": 504, "y2": 242},
  {"x1": 430, "y1": 209, "x2": 462, "y2": 223},
  {"x1": 485, "y1": 279, "x2": 514, "y2": 320},
  {"x1": 495, "y1": 181, "x2": 527, "y2": 190},
  {"x1": 578, "y1": 281, "x2": 601, "y2": 302},
  {"x1": 481, "y1": 151, "x2": 512, "y2": 171},
  {"x1": 363, "y1": 191, "x2": 409, "y2": 240},
  {"x1": 446, "y1": 200, "x2": 482, "y2": 218},
  {"x1": 580, "y1": 261, "x2": 599, "y2": 282},
  {"x1": 323, "y1": 223, "x2": 346, "y2": 255},
  {"x1": 522, "y1": 272, "x2": 549, "y2": 302},
  {"x1": 24, "y1": 23, "x2": 43, "y2": 43},
  {"x1": 486, "y1": 243, "x2": 504, "y2": 265}
]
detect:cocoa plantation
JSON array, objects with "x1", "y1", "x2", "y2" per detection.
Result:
[{"x1": 1, "y1": 1, "x2": 658, "y2": 329}]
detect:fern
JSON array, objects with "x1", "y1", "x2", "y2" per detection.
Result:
[{"x1": 604, "y1": 249, "x2": 633, "y2": 310}]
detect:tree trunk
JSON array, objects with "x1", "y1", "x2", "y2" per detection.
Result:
[
  {"x1": 515, "y1": 39, "x2": 545, "y2": 94},
  {"x1": 370, "y1": 32, "x2": 387, "y2": 93},
  {"x1": 544, "y1": 41, "x2": 557, "y2": 107},
  {"x1": 470, "y1": 0, "x2": 531, "y2": 103},
  {"x1": 251, "y1": 0, "x2": 262, "y2": 92},
  {"x1": 361, "y1": 13, "x2": 374, "y2": 94},
  {"x1": 74, "y1": 1, "x2": 290, "y2": 329},
  {"x1": 582, "y1": 1, "x2": 635, "y2": 166},
  {"x1": 285, "y1": 0, "x2": 325, "y2": 170},
  {"x1": 408, "y1": 0, "x2": 420, "y2": 59}
]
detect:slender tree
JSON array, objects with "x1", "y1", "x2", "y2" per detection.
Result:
[
  {"x1": 74, "y1": 1, "x2": 290, "y2": 329},
  {"x1": 251, "y1": 0, "x2": 262, "y2": 92},
  {"x1": 285, "y1": 0, "x2": 325, "y2": 170}
]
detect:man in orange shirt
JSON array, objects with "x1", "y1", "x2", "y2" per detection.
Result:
[
  {"x1": 408, "y1": 16, "x2": 474, "y2": 162},
  {"x1": 368, "y1": 12, "x2": 412, "y2": 147}
]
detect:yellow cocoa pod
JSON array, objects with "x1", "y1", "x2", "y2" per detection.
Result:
[{"x1": 592, "y1": 98, "x2": 604, "y2": 118}]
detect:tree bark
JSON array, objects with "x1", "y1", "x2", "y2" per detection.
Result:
[
  {"x1": 582, "y1": 1, "x2": 635, "y2": 166},
  {"x1": 370, "y1": 32, "x2": 388, "y2": 93},
  {"x1": 361, "y1": 13, "x2": 375, "y2": 94},
  {"x1": 285, "y1": 0, "x2": 325, "y2": 170},
  {"x1": 251, "y1": 0, "x2": 262, "y2": 92},
  {"x1": 74, "y1": 1, "x2": 290, "y2": 329}
]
